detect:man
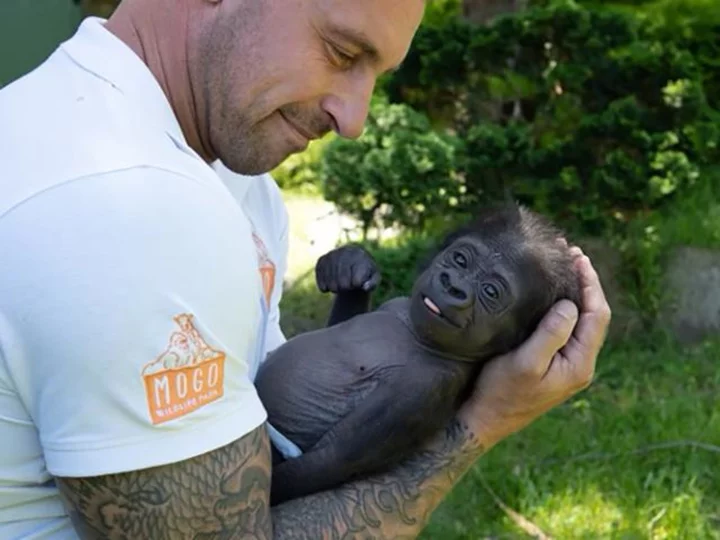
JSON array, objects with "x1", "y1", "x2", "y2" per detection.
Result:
[{"x1": 0, "y1": 0, "x2": 611, "y2": 538}]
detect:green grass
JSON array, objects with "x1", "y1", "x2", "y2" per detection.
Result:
[{"x1": 419, "y1": 335, "x2": 720, "y2": 539}]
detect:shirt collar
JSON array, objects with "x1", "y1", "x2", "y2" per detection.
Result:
[{"x1": 60, "y1": 17, "x2": 187, "y2": 147}]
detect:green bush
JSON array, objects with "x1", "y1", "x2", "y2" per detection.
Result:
[
  {"x1": 319, "y1": 99, "x2": 463, "y2": 237},
  {"x1": 330, "y1": 0, "x2": 718, "y2": 236},
  {"x1": 271, "y1": 135, "x2": 334, "y2": 194},
  {"x1": 638, "y1": 0, "x2": 720, "y2": 111}
]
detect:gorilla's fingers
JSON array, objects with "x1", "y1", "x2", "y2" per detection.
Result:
[
  {"x1": 337, "y1": 257, "x2": 354, "y2": 291},
  {"x1": 352, "y1": 259, "x2": 372, "y2": 289},
  {"x1": 315, "y1": 255, "x2": 329, "y2": 293},
  {"x1": 328, "y1": 271, "x2": 340, "y2": 294},
  {"x1": 362, "y1": 272, "x2": 381, "y2": 291}
]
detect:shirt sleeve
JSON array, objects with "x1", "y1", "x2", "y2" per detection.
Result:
[{"x1": 0, "y1": 167, "x2": 268, "y2": 478}]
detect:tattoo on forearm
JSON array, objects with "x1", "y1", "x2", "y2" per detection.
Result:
[
  {"x1": 56, "y1": 427, "x2": 273, "y2": 540},
  {"x1": 272, "y1": 417, "x2": 484, "y2": 539},
  {"x1": 56, "y1": 417, "x2": 482, "y2": 539}
]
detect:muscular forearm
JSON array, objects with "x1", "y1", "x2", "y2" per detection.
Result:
[
  {"x1": 57, "y1": 418, "x2": 486, "y2": 540},
  {"x1": 271, "y1": 416, "x2": 485, "y2": 539}
]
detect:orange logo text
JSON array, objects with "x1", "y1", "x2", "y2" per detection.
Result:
[{"x1": 142, "y1": 314, "x2": 226, "y2": 425}]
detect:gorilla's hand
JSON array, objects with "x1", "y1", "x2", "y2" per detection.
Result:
[{"x1": 315, "y1": 245, "x2": 381, "y2": 294}]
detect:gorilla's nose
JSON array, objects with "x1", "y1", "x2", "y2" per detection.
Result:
[{"x1": 439, "y1": 269, "x2": 473, "y2": 309}]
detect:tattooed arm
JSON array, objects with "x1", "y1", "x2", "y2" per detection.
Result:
[
  {"x1": 272, "y1": 415, "x2": 483, "y2": 539},
  {"x1": 55, "y1": 415, "x2": 484, "y2": 539}
]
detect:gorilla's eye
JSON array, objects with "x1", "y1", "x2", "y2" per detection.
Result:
[
  {"x1": 452, "y1": 251, "x2": 467, "y2": 268},
  {"x1": 482, "y1": 283, "x2": 500, "y2": 300}
]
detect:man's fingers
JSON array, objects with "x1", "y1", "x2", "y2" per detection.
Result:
[
  {"x1": 569, "y1": 246, "x2": 583, "y2": 259},
  {"x1": 514, "y1": 299, "x2": 578, "y2": 376},
  {"x1": 576, "y1": 254, "x2": 610, "y2": 320},
  {"x1": 561, "y1": 255, "x2": 611, "y2": 382}
]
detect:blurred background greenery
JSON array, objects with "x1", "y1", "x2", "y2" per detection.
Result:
[{"x1": 2, "y1": 0, "x2": 719, "y2": 537}]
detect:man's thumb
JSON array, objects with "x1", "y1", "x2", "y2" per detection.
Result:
[{"x1": 517, "y1": 299, "x2": 579, "y2": 372}]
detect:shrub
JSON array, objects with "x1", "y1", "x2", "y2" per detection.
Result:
[
  {"x1": 271, "y1": 136, "x2": 333, "y2": 194},
  {"x1": 329, "y1": 0, "x2": 718, "y2": 236},
  {"x1": 319, "y1": 99, "x2": 464, "y2": 237}
]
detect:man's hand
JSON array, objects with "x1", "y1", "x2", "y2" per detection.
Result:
[
  {"x1": 315, "y1": 244, "x2": 381, "y2": 294},
  {"x1": 459, "y1": 246, "x2": 611, "y2": 446}
]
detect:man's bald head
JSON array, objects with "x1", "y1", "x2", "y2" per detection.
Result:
[{"x1": 106, "y1": 0, "x2": 425, "y2": 174}]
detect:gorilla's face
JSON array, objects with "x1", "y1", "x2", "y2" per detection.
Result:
[{"x1": 409, "y1": 234, "x2": 528, "y2": 360}]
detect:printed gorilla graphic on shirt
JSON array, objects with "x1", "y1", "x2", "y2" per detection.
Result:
[{"x1": 142, "y1": 314, "x2": 227, "y2": 425}]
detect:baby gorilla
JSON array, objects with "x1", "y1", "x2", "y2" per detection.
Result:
[{"x1": 255, "y1": 203, "x2": 582, "y2": 505}]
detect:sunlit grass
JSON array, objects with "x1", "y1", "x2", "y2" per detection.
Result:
[{"x1": 419, "y1": 337, "x2": 720, "y2": 539}]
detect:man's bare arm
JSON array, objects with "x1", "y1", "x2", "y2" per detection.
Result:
[
  {"x1": 56, "y1": 416, "x2": 483, "y2": 539},
  {"x1": 56, "y1": 426, "x2": 274, "y2": 540}
]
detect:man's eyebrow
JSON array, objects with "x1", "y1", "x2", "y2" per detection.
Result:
[
  {"x1": 327, "y1": 24, "x2": 381, "y2": 62},
  {"x1": 327, "y1": 24, "x2": 404, "y2": 75}
]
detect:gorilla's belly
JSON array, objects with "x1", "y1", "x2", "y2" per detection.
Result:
[{"x1": 256, "y1": 313, "x2": 411, "y2": 452}]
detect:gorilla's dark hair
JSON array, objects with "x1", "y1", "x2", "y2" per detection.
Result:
[{"x1": 418, "y1": 201, "x2": 583, "y2": 356}]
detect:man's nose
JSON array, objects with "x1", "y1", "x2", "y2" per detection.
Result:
[{"x1": 321, "y1": 73, "x2": 375, "y2": 139}]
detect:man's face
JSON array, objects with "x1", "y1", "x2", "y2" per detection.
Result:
[{"x1": 192, "y1": 0, "x2": 425, "y2": 175}]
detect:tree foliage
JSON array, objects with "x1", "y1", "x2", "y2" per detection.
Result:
[
  {"x1": 321, "y1": 0, "x2": 718, "y2": 236},
  {"x1": 319, "y1": 99, "x2": 462, "y2": 237}
]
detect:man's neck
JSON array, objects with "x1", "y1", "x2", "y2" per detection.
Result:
[{"x1": 105, "y1": 4, "x2": 216, "y2": 163}]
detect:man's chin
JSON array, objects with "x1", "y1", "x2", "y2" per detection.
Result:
[{"x1": 217, "y1": 147, "x2": 287, "y2": 176}]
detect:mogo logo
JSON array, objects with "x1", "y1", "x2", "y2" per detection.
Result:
[{"x1": 142, "y1": 314, "x2": 226, "y2": 425}]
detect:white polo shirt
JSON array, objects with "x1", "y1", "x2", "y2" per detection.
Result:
[{"x1": 0, "y1": 17, "x2": 289, "y2": 538}]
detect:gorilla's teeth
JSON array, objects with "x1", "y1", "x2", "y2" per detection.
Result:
[{"x1": 423, "y1": 296, "x2": 441, "y2": 315}]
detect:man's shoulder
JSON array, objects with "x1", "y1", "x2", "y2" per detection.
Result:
[{"x1": 0, "y1": 49, "x2": 200, "y2": 220}]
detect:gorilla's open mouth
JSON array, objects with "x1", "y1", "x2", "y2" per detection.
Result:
[{"x1": 422, "y1": 295, "x2": 461, "y2": 328}]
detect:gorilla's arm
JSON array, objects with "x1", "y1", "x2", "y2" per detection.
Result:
[{"x1": 327, "y1": 288, "x2": 372, "y2": 326}]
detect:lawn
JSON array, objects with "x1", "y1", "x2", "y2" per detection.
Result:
[{"x1": 419, "y1": 335, "x2": 720, "y2": 539}]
